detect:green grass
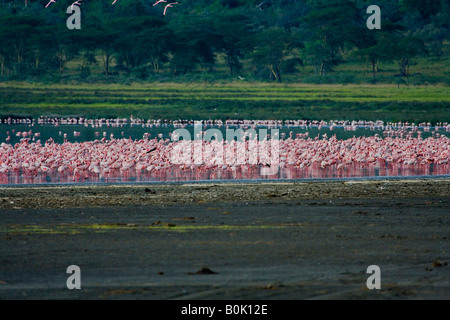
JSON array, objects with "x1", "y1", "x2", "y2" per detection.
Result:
[
  {"x1": 0, "y1": 223, "x2": 292, "y2": 235},
  {"x1": 0, "y1": 82, "x2": 448, "y2": 123}
]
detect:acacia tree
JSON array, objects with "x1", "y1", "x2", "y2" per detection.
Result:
[
  {"x1": 354, "y1": 24, "x2": 403, "y2": 80},
  {"x1": 0, "y1": 13, "x2": 58, "y2": 77},
  {"x1": 30, "y1": 25, "x2": 57, "y2": 76},
  {"x1": 251, "y1": 27, "x2": 303, "y2": 82},
  {"x1": 395, "y1": 36, "x2": 427, "y2": 77},
  {"x1": 138, "y1": 25, "x2": 174, "y2": 74},
  {"x1": 110, "y1": 17, "x2": 147, "y2": 73},
  {"x1": 169, "y1": 16, "x2": 218, "y2": 75},
  {"x1": 300, "y1": 0, "x2": 359, "y2": 75},
  {"x1": 50, "y1": 30, "x2": 81, "y2": 75},
  {"x1": 86, "y1": 27, "x2": 119, "y2": 77},
  {"x1": 213, "y1": 13, "x2": 255, "y2": 75},
  {"x1": 0, "y1": 17, "x2": 13, "y2": 76},
  {"x1": 107, "y1": 16, "x2": 173, "y2": 75}
]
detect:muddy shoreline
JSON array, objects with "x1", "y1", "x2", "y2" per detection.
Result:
[
  {"x1": 1, "y1": 178, "x2": 449, "y2": 209},
  {"x1": 1, "y1": 179, "x2": 449, "y2": 300}
]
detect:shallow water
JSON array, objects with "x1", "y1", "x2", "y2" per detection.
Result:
[
  {"x1": 1, "y1": 163, "x2": 448, "y2": 185},
  {"x1": 0, "y1": 123, "x2": 441, "y2": 145},
  {"x1": 1, "y1": 123, "x2": 448, "y2": 185}
]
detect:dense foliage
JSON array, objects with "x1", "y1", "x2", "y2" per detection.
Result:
[{"x1": 0, "y1": 0, "x2": 448, "y2": 83}]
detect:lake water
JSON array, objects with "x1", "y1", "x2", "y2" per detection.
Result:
[
  {"x1": 0, "y1": 122, "x2": 448, "y2": 184},
  {"x1": 1, "y1": 162, "x2": 447, "y2": 185}
]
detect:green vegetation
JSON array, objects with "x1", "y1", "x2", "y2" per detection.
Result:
[
  {"x1": 0, "y1": 223, "x2": 292, "y2": 235},
  {"x1": 0, "y1": 0, "x2": 448, "y2": 85},
  {"x1": 1, "y1": 82, "x2": 448, "y2": 122},
  {"x1": 0, "y1": 1, "x2": 448, "y2": 123}
]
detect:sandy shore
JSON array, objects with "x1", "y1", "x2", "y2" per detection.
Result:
[{"x1": 0, "y1": 179, "x2": 449, "y2": 300}]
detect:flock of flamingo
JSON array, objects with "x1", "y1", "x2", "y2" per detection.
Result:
[
  {"x1": 45, "y1": 0, "x2": 180, "y2": 16},
  {"x1": 4, "y1": 116, "x2": 449, "y2": 131},
  {"x1": 0, "y1": 116, "x2": 449, "y2": 183}
]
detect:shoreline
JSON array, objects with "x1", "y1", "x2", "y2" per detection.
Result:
[
  {"x1": 1, "y1": 174, "x2": 449, "y2": 186},
  {"x1": 1, "y1": 178, "x2": 449, "y2": 209}
]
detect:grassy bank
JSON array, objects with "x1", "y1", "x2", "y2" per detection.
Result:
[{"x1": 0, "y1": 82, "x2": 448, "y2": 123}]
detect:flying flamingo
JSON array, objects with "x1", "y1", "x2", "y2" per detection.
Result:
[
  {"x1": 71, "y1": 0, "x2": 84, "y2": 10},
  {"x1": 163, "y1": 2, "x2": 179, "y2": 16},
  {"x1": 45, "y1": 0, "x2": 56, "y2": 8},
  {"x1": 153, "y1": 0, "x2": 167, "y2": 6}
]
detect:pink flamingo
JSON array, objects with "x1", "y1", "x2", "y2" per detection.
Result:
[
  {"x1": 45, "y1": 0, "x2": 56, "y2": 8},
  {"x1": 153, "y1": 0, "x2": 167, "y2": 6},
  {"x1": 163, "y1": 2, "x2": 179, "y2": 16},
  {"x1": 71, "y1": 0, "x2": 84, "y2": 10},
  {"x1": 112, "y1": 0, "x2": 118, "y2": 4}
]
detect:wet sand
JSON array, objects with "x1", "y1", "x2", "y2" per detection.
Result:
[{"x1": 0, "y1": 179, "x2": 449, "y2": 300}]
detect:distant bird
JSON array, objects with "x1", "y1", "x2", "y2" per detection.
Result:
[
  {"x1": 71, "y1": 0, "x2": 84, "y2": 10},
  {"x1": 163, "y1": 2, "x2": 179, "y2": 16},
  {"x1": 45, "y1": 0, "x2": 56, "y2": 8},
  {"x1": 153, "y1": 0, "x2": 167, "y2": 6},
  {"x1": 238, "y1": 76, "x2": 245, "y2": 81},
  {"x1": 112, "y1": 0, "x2": 118, "y2": 4}
]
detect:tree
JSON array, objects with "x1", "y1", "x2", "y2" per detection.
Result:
[
  {"x1": 213, "y1": 13, "x2": 255, "y2": 75},
  {"x1": 49, "y1": 29, "x2": 82, "y2": 76},
  {"x1": 110, "y1": 16, "x2": 172, "y2": 75},
  {"x1": 251, "y1": 27, "x2": 303, "y2": 82},
  {"x1": 85, "y1": 27, "x2": 119, "y2": 77},
  {"x1": 29, "y1": 25, "x2": 57, "y2": 76},
  {"x1": 0, "y1": 15, "x2": 14, "y2": 76},
  {"x1": 395, "y1": 36, "x2": 427, "y2": 77},
  {"x1": 169, "y1": 16, "x2": 218, "y2": 75},
  {"x1": 416, "y1": 2, "x2": 450, "y2": 60},
  {"x1": 354, "y1": 24, "x2": 403, "y2": 80},
  {"x1": 400, "y1": 0, "x2": 443, "y2": 22},
  {"x1": 300, "y1": 0, "x2": 359, "y2": 75},
  {"x1": 0, "y1": 14, "x2": 46, "y2": 77},
  {"x1": 137, "y1": 19, "x2": 174, "y2": 74}
]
